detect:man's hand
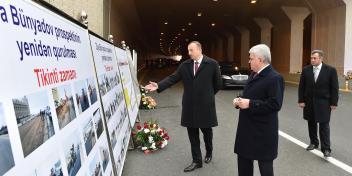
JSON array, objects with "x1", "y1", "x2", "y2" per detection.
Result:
[
  {"x1": 330, "y1": 106, "x2": 337, "y2": 110},
  {"x1": 299, "y1": 103, "x2": 305, "y2": 108},
  {"x1": 233, "y1": 98, "x2": 250, "y2": 109},
  {"x1": 145, "y1": 81, "x2": 158, "y2": 92}
]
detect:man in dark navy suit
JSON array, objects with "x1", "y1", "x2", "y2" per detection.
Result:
[
  {"x1": 298, "y1": 50, "x2": 339, "y2": 157},
  {"x1": 233, "y1": 44, "x2": 284, "y2": 176},
  {"x1": 145, "y1": 41, "x2": 222, "y2": 172}
]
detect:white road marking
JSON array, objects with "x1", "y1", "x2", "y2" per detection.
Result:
[{"x1": 279, "y1": 130, "x2": 352, "y2": 174}]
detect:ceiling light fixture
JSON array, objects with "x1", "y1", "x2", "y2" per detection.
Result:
[
  {"x1": 211, "y1": 23, "x2": 216, "y2": 26},
  {"x1": 164, "y1": 21, "x2": 168, "y2": 24},
  {"x1": 250, "y1": 0, "x2": 257, "y2": 4},
  {"x1": 188, "y1": 22, "x2": 192, "y2": 26},
  {"x1": 161, "y1": 32, "x2": 164, "y2": 35},
  {"x1": 194, "y1": 33, "x2": 198, "y2": 36},
  {"x1": 197, "y1": 12, "x2": 202, "y2": 17},
  {"x1": 182, "y1": 28, "x2": 186, "y2": 31}
]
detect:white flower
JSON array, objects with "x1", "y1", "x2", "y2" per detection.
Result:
[
  {"x1": 153, "y1": 124, "x2": 157, "y2": 128},
  {"x1": 151, "y1": 143, "x2": 156, "y2": 149},
  {"x1": 142, "y1": 147, "x2": 147, "y2": 151},
  {"x1": 151, "y1": 129, "x2": 156, "y2": 134},
  {"x1": 156, "y1": 128, "x2": 162, "y2": 132},
  {"x1": 161, "y1": 140, "x2": 168, "y2": 148},
  {"x1": 144, "y1": 129, "x2": 150, "y2": 133},
  {"x1": 148, "y1": 136, "x2": 154, "y2": 143}
]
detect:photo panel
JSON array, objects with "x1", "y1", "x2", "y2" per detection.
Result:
[
  {"x1": 62, "y1": 131, "x2": 84, "y2": 176},
  {"x1": 93, "y1": 109, "x2": 103, "y2": 139},
  {"x1": 86, "y1": 78, "x2": 98, "y2": 106},
  {"x1": 88, "y1": 153, "x2": 103, "y2": 176},
  {"x1": 83, "y1": 118, "x2": 97, "y2": 156},
  {"x1": 12, "y1": 91, "x2": 55, "y2": 157},
  {"x1": 74, "y1": 80, "x2": 90, "y2": 114},
  {"x1": 0, "y1": 102, "x2": 15, "y2": 175},
  {"x1": 52, "y1": 84, "x2": 77, "y2": 129},
  {"x1": 97, "y1": 75, "x2": 107, "y2": 97}
]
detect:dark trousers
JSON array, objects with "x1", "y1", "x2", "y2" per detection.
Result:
[
  {"x1": 308, "y1": 121, "x2": 331, "y2": 152},
  {"x1": 186, "y1": 127, "x2": 213, "y2": 164},
  {"x1": 237, "y1": 155, "x2": 274, "y2": 176}
]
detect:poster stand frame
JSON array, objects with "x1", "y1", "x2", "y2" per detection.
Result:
[{"x1": 88, "y1": 30, "x2": 119, "y2": 176}]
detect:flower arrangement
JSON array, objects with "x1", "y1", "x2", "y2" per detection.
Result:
[
  {"x1": 139, "y1": 86, "x2": 157, "y2": 109},
  {"x1": 344, "y1": 70, "x2": 352, "y2": 81},
  {"x1": 132, "y1": 120, "x2": 169, "y2": 154}
]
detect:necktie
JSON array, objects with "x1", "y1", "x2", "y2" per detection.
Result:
[
  {"x1": 313, "y1": 66, "x2": 319, "y2": 82},
  {"x1": 194, "y1": 62, "x2": 199, "y2": 75}
]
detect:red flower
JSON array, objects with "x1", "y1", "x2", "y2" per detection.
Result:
[
  {"x1": 158, "y1": 131, "x2": 163, "y2": 135},
  {"x1": 144, "y1": 124, "x2": 149, "y2": 129},
  {"x1": 165, "y1": 135, "x2": 170, "y2": 140},
  {"x1": 136, "y1": 125, "x2": 142, "y2": 130},
  {"x1": 144, "y1": 150, "x2": 152, "y2": 155},
  {"x1": 132, "y1": 131, "x2": 136, "y2": 136},
  {"x1": 157, "y1": 141, "x2": 163, "y2": 146}
]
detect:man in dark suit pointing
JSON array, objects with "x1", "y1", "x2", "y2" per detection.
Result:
[
  {"x1": 145, "y1": 41, "x2": 222, "y2": 172},
  {"x1": 233, "y1": 44, "x2": 284, "y2": 176},
  {"x1": 298, "y1": 49, "x2": 339, "y2": 157}
]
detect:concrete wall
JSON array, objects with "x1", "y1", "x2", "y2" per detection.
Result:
[
  {"x1": 270, "y1": 8, "x2": 291, "y2": 75},
  {"x1": 312, "y1": 5, "x2": 346, "y2": 75},
  {"x1": 44, "y1": 0, "x2": 105, "y2": 37}
]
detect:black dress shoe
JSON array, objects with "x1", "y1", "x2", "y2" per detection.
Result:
[
  {"x1": 184, "y1": 162, "x2": 202, "y2": 172},
  {"x1": 306, "y1": 144, "x2": 318, "y2": 151},
  {"x1": 204, "y1": 155, "x2": 212, "y2": 164},
  {"x1": 323, "y1": 150, "x2": 331, "y2": 157}
]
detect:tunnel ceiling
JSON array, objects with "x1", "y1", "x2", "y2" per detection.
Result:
[{"x1": 128, "y1": 0, "x2": 345, "y2": 56}]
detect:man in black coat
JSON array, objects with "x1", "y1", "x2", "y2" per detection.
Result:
[
  {"x1": 233, "y1": 44, "x2": 284, "y2": 176},
  {"x1": 298, "y1": 49, "x2": 339, "y2": 157},
  {"x1": 145, "y1": 41, "x2": 222, "y2": 172}
]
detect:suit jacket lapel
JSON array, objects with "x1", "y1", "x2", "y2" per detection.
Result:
[
  {"x1": 194, "y1": 56, "x2": 209, "y2": 78},
  {"x1": 315, "y1": 64, "x2": 325, "y2": 84},
  {"x1": 308, "y1": 66, "x2": 315, "y2": 84}
]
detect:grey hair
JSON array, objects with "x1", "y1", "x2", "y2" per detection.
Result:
[
  {"x1": 249, "y1": 44, "x2": 271, "y2": 64},
  {"x1": 311, "y1": 49, "x2": 324, "y2": 58},
  {"x1": 188, "y1": 41, "x2": 202, "y2": 50}
]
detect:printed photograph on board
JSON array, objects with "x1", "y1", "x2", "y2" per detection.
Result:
[
  {"x1": 63, "y1": 132, "x2": 83, "y2": 176},
  {"x1": 98, "y1": 75, "x2": 107, "y2": 97},
  {"x1": 110, "y1": 129, "x2": 117, "y2": 149},
  {"x1": 34, "y1": 159, "x2": 63, "y2": 176},
  {"x1": 83, "y1": 118, "x2": 96, "y2": 156},
  {"x1": 86, "y1": 78, "x2": 98, "y2": 105},
  {"x1": 74, "y1": 80, "x2": 90, "y2": 114},
  {"x1": 0, "y1": 103, "x2": 15, "y2": 175},
  {"x1": 99, "y1": 146, "x2": 110, "y2": 172},
  {"x1": 88, "y1": 153, "x2": 102, "y2": 176},
  {"x1": 93, "y1": 109, "x2": 103, "y2": 139},
  {"x1": 52, "y1": 84, "x2": 77, "y2": 129},
  {"x1": 12, "y1": 91, "x2": 55, "y2": 157}
]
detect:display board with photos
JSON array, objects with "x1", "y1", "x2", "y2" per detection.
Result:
[
  {"x1": 127, "y1": 49, "x2": 142, "y2": 108},
  {"x1": 0, "y1": 0, "x2": 113, "y2": 175},
  {"x1": 115, "y1": 47, "x2": 139, "y2": 126},
  {"x1": 89, "y1": 33, "x2": 132, "y2": 176}
]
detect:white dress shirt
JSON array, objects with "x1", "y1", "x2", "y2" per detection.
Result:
[{"x1": 313, "y1": 63, "x2": 322, "y2": 82}]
